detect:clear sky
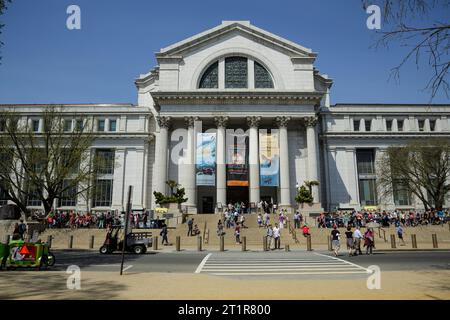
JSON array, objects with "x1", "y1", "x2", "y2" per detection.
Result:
[{"x1": 0, "y1": 0, "x2": 448, "y2": 105}]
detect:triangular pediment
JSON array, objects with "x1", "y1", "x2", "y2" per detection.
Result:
[{"x1": 156, "y1": 21, "x2": 316, "y2": 58}]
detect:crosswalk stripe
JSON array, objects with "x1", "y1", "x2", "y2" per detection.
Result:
[{"x1": 197, "y1": 253, "x2": 369, "y2": 276}]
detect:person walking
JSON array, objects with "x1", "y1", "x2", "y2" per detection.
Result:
[
  {"x1": 294, "y1": 211, "x2": 300, "y2": 229},
  {"x1": 18, "y1": 219, "x2": 27, "y2": 240},
  {"x1": 160, "y1": 223, "x2": 169, "y2": 245},
  {"x1": 257, "y1": 213, "x2": 263, "y2": 228},
  {"x1": 396, "y1": 224, "x2": 406, "y2": 246},
  {"x1": 345, "y1": 226, "x2": 354, "y2": 256},
  {"x1": 353, "y1": 226, "x2": 364, "y2": 256},
  {"x1": 266, "y1": 224, "x2": 273, "y2": 250},
  {"x1": 331, "y1": 225, "x2": 341, "y2": 257},
  {"x1": 273, "y1": 223, "x2": 281, "y2": 250},
  {"x1": 235, "y1": 222, "x2": 241, "y2": 244},
  {"x1": 187, "y1": 218, "x2": 194, "y2": 236},
  {"x1": 217, "y1": 219, "x2": 224, "y2": 236},
  {"x1": 364, "y1": 228, "x2": 375, "y2": 254}
]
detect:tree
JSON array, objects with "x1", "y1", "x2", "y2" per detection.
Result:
[
  {"x1": 363, "y1": 0, "x2": 450, "y2": 100},
  {"x1": 377, "y1": 138, "x2": 450, "y2": 210},
  {"x1": 295, "y1": 185, "x2": 313, "y2": 206},
  {"x1": 153, "y1": 180, "x2": 188, "y2": 205},
  {"x1": 304, "y1": 180, "x2": 320, "y2": 195},
  {"x1": 0, "y1": 106, "x2": 104, "y2": 217},
  {"x1": 0, "y1": 0, "x2": 12, "y2": 64}
]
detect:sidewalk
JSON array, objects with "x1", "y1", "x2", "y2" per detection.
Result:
[{"x1": 1, "y1": 269, "x2": 449, "y2": 300}]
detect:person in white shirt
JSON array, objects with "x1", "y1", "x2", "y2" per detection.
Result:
[
  {"x1": 353, "y1": 226, "x2": 363, "y2": 255},
  {"x1": 272, "y1": 224, "x2": 281, "y2": 250}
]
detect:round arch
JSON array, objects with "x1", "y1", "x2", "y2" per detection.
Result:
[{"x1": 191, "y1": 47, "x2": 285, "y2": 90}]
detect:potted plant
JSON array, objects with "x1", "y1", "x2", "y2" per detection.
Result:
[
  {"x1": 295, "y1": 184, "x2": 313, "y2": 209},
  {"x1": 153, "y1": 180, "x2": 188, "y2": 213}
]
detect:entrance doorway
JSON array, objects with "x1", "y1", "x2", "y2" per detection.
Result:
[
  {"x1": 227, "y1": 187, "x2": 249, "y2": 206},
  {"x1": 201, "y1": 196, "x2": 214, "y2": 214}
]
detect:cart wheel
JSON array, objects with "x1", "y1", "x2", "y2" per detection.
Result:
[
  {"x1": 133, "y1": 245, "x2": 144, "y2": 254},
  {"x1": 99, "y1": 245, "x2": 109, "y2": 254},
  {"x1": 47, "y1": 253, "x2": 55, "y2": 267}
]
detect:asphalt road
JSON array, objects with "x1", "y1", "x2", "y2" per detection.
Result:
[{"x1": 51, "y1": 249, "x2": 450, "y2": 279}]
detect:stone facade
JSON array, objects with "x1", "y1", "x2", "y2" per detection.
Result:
[{"x1": 1, "y1": 21, "x2": 449, "y2": 213}]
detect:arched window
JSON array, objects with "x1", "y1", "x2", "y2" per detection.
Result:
[
  {"x1": 254, "y1": 61, "x2": 274, "y2": 88},
  {"x1": 225, "y1": 57, "x2": 248, "y2": 88},
  {"x1": 199, "y1": 61, "x2": 219, "y2": 88},
  {"x1": 198, "y1": 56, "x2": 274, "y2": 89}
]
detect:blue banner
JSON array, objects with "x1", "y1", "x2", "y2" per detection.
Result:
[
  {"x1": 259, "y1": 131, "x2": 279, "y2": 186},
  {"x1": 196, "y1": 132, "x2": 216, "y2": 186}
]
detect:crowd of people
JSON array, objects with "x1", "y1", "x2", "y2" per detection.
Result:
[{"x1": 316, "y1": 209, "x2": 449, "y2": 229}]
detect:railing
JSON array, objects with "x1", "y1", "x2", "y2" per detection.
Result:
[{"x1": 288, "y1": 223, "x2": 299, "y2": 244}]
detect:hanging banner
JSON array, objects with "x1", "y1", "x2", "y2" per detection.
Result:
[
  {"x1": 259, "y1": 131, "x2": 279, "y2": 187},
  {"x1": 226, "y1": 134, "x2": 249, "y2": 186},
  {"x1": 196, "y1": 132, "x2": 216, "y2": 186}
]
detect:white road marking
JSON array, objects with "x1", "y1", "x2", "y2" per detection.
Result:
[
  {"x1": 313, "y1": 252, "x2": 372, "y2": 273},
  {"x1": 195, "y1": 253, "x2": 212, "y2": 274},
  {"x1": 122, "y1": 265, "x2": 133, "y2": 272}
]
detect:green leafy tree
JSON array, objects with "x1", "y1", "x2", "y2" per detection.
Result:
[
  {"x1": 153, "y1": 180, "x2": 188, "y2": 205},
  {"x1": 295, "y1": 185, "x2": 313, "y2": 205}
]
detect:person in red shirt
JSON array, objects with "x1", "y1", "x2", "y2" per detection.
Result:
[{"x1": 302, "y1": 225, "x2": 310, "y2": 237}]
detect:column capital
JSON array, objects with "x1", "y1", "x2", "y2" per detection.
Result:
[
  {"x1": 214, "y1": 116, "x2": 229, "y2": 128},
  {"x1": 275, "y1": 116, "x2": 291, "y2": 128},
  {"x1": 184, "y1": 116, "x2": 199, "y2": 128},
  {"x1": 246, "y1": 116, "x2": 261, "y2": 128},
  {"x1": 156, "y1": 116, "x2": 171, "y2": 129},
  {"x1": 304, "y1": 116, "x2": 319, "y2": 128}
]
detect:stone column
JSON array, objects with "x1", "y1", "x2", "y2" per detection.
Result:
[
  {"x1": 305, "y1": 116, "x2": 320, "y2": 203},
  {"x1": 214, "y1": 116, "x2": 229, "y2": 211},
  {"x1": 184, "y1": 116, "x2": 199, "y2": 213},
  {"x1": 247, "y1": 116, "x2": 261, "y2": 206},
  {"x1": 275, "y1": 116, "x2": 291, "y2": 208},
  {"x1": 154, "y1": 116, "x2": 171, "y2": 201}
]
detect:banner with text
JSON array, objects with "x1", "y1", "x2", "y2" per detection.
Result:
[
  {"x1": 226, "y1": 134, "x2": 249, "y2": 187},
  {"x1": 259, "y1": 131, "x2": 279, "y2": 187},
  {"x1": 196, "y1": 132, "x2": 216, "y2": 186}
]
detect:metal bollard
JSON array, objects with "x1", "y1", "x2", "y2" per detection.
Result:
[
  {"x1": 390, "y1": 234, "x2": 396, "y2": 249},
  {"x1": 219, "y1": 235, "x2": 224, "y2": 252},
  {"x1": 432, "y1": 234, "x2": 438, "y2": 248},
  {"x1": 46, "y1": 235, "x2": 52, "y2": 248},
  {"x1": 68, "y1": 235, "x2": 73, "y2": 249},
  {"x1": 411, "y1": 234, "x2": 417, "y2": 249},
  {"x1": 197, "y1": 235, "x2": 202, "y2": 251},
  {"x1": 89, "y1": 235, "x2": 95, "y2": 249},
  {"x1": 285, "y1": 244, "x2": 290, "y2": 252},
  {"x1": 328, "y1": 235, "x2": 332, "y2": 251},
  {"x1": 307, "y1": 235, "x2": 312, "y2": 251},
  {"x1": 242, "y1": 236, "x2": 246, "y2": 252},
  {"x1": 263, "y1": 236, "x2": 267, "y2": 251},
  {"x1": 153, "y1": 236, "x2": 158, "y2": 250},
  {"x1": 176, "y1": 236, "x2": 181, "y2": 251},
  {"x1": 4, "y1": 234, "x2": 11, "y2": 244}
]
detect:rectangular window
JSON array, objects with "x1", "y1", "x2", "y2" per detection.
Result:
[
  {"x1": 353, "y1": 120, "x2": 360, "y2": 131},
  {"x1": 365, "y1": 119, "x2": 372, "y2": 132},
  {"x1": 356, "y1": 149, "x2": 377, "y2": 206},
  {"x1": 93, "y1": 179, "x2": 113, "y2": 207},
  {"x1": 97, "y1": 119, "x2": 105, "y2": 132},
  {"x1": 430, "y1": 119, "x2": 436, "y2": 131},
  {"x1": 26, "y1": 184, "x2": 42, "y2": 207},
  {"x1": 0, "y1": 186, "x2": 8, "y2": 205},
  {"x1": 95, "y1": 149, "x2": 115, "y2": 175},
  {"x1": 59, "y1": 180, "x2": 77, "y2": 207},
  {"x1": 0, "y1": 119, "x2": 5, "y2": 132},
  {"x1": 386, "y1": 119, "x2": 392, "y2": 131},
  {"x1": 225, "y1": 57, "x2": 248, "y2": 88},
  {"x1": 393, "y1": 180, "x2": 411, "y2": 206},
  {"x1": 397, "y1": 120, "x2": 404, "y2": 132},
  {"x1": 109, "y1": 119, "x2": 117, "y2": 132},
  {"x1": 32, "y1": 119, "x2": 40, "y2": 132},
  {"x1": 64, "y1": 119, "x2": 72, "y2": 132},
  {"x1": 75, "y1": 119, "x2": 84, "y2": 131},
  {"x1": 418, "y1": 119, "x2": 425, "y2": 131},
  {"x1": 358, "y1": 179, "x2": 377, "y2": 206}
]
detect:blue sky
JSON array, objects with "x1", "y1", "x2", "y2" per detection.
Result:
[{"x1": 0, "y1": 0, "x2": 448, "y2": 104}]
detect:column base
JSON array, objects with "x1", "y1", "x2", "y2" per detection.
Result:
[
  {"x1": 184, "y1": 205, "x2": 198, "y2": 214},
  {"x1": 299, "y1": 203, "x2": 324, "y2": 226}
]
